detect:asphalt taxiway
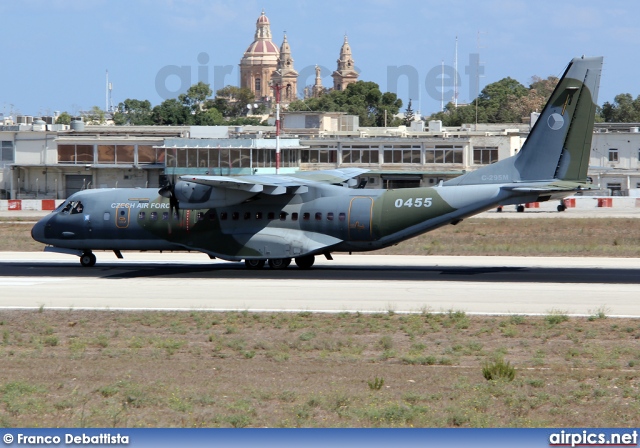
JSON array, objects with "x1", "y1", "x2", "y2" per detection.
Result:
[{"x1": 0, "y1": 252, "x2": 638, "y2": 317}]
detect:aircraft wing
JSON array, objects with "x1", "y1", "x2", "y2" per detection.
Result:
[
  {"x1": 288, "y1": 168, "x2": 369, "y2": 184},
  {"x1": 180, "y1": 168, "x2": 368, "y2": 196}
]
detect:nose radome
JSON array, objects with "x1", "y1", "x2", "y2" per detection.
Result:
[{"x1": 31, "y1": 218, "x2": 46, "y2": 243}]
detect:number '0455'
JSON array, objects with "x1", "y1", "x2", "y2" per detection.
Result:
[{"x1": 394, "y1": 198, "x2": 433, "y2": 208}]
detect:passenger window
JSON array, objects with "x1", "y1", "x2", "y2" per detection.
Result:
[
  {"x1": 268, "y1": 212, "x2": 275, "y2": 220},
  {"x1": 279, "y1": 211, "x2": 287, "y2": 221},
  {"x1": 232, "y1": 212, "x2": 239, "y2": 220},
  {"x1": 103, "y1": 212, "x2": 110, "y2": 221},
  {"x1": 339, "y1": 213, "x2": 346, "y2": 221},
  {"x1": 315, "y1": 212, "x2": 322, "y2": 221},
  {"x1": 255, "y1": 212, "x2": 263, "y2": 220},
  {"x1": 291, "y1": 212, "x2": 298, "y2": 221},
  {"x1": 197, "y1": 212, "x2": 205, "y2": 221},
  {"x1": 209, "y1": 212, "x2": 217, "y2": 221},
  {"x1": 138, "y1": 212, "x2": 146, "y2": 219},
  {"x1": 327, "y1": 212, "x2": 334, "y2": 221},
  {"x1": 162, "y1": 212, "x2": 169, "y2": 220},
  {"x1": 220, "y1": 212, "x2": 228, "y2": 220},
  {"x1": 244, "y1": 212, "x2": 251, "y2": 220},
  {"x1": 303, "y1": 212, "x2": 310, "y2": 221},
  {"x1": 173, "y1": 211, "x2": 180, "y2": 220},
  {"x1": 150, "y1": 212, "x2": 158, "y2": 221}
]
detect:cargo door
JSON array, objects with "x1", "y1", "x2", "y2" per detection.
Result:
[{"x1": 348, "y1": 197, "x2": 373, "y2": 241}]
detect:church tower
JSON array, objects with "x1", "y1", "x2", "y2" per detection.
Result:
[
  {"x1": 312, "y1": 65, "x2": 324, "y2": 98},
  {"x1": 240, "y1": 10, "x2": 280, "y2": 99},
  {"x1": 271, "y1": 34, "x2": 299, "y2": 104},
  {"x1": 331, "y1": 35, "x2": 359, "y2": 91}
]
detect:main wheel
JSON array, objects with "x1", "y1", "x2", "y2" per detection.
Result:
[
  {"x1": 80, "y1": 251, "x2": 96, "y2": 267},
  {"x1": 295, "y1": 255, "x2": 315, "y2": 269},
  {"x1": 268, "y1": 258, "x2": 291, "y2": 270},
  {"x1": 557, "y1": 204, "x2": 566, "y2": 212},
  {"x1": 245, "y1": 259, "x2": 266, "y2": 269}
]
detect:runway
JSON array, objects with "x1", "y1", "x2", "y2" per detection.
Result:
[{"x1": 0, "y1": 252, "x2": 639, "y2": 317}]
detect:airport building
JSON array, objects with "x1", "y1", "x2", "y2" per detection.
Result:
[{"x1": 3, "y1": 116, "x2": 640, "y2": 200}]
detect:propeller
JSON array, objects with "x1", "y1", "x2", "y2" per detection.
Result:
[{"x1": 159, "y1": 175, "x2": 180, "y2": 216}]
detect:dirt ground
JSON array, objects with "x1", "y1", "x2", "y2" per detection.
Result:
[{"x1": 0, "y1": 310, "x2": 638, "y2": 427}]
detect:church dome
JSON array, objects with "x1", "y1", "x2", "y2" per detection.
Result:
[
  {"x1": 244, "y1": 40, "x2": 279, "y2": 56},
  {"x1": 241, "y1": 10, "x2": 279, "y2": 65}
]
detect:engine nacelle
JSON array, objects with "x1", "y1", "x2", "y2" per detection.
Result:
[{"x1": 174, "y1": 181, "x2": 256, "y2": 209}]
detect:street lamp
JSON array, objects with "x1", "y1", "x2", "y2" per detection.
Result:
[{"x1": 271, "y1": 80, "x2": 283, "y2": 175}]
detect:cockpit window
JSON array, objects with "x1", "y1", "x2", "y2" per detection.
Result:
[{"x1": 60, "y1": 201, "x2": 84, "y2": 214}]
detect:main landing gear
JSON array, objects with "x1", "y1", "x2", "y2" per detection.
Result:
[
  {"x1": 80, "y1": 251, "x2": 96, "y2": 267},
  {"x1": 244, "y1": 255, "x2": 315, "y2": 270}
]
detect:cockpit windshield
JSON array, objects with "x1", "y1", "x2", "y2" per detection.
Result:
[{"x1": 59, "y1": 201, "x2": 84, "y2": 215}]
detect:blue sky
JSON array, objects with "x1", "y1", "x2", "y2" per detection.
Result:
[{"x1": 1, "y1": 0, "x2": 639, "y2": 118}]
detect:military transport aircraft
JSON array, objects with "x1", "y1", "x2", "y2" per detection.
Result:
[{"x1": 32, "y1": 56, "x2": 602, "y2": 269}]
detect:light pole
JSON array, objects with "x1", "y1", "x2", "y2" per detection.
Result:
[{"x1": 271, "y1": 81, "x2": 283, "y2": 175}]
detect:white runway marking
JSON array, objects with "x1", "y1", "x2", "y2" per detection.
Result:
[{"x1": 0, "y1": 277, "x2": 66, "y2": 287}]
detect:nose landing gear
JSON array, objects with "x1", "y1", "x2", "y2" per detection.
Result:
[{"x1": 80, "y1": 251, "x2": 96, "y2": 267}]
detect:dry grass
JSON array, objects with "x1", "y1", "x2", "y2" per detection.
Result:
[
  {"x1": 4, "y1": 217, "x2": 640, "y2": 256},
  {"x1": 0, "y1": 222, "x2": 43, "y2": 252},
  {"x1": 372, "y1": 218, "x2": 640, "y2": 257},
  {"x1": 0, "y1": 309, "x2": 639, "y2": 427}
]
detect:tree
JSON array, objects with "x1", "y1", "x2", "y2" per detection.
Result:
[
  {"x1": 601, "y1": 93, "x2": 640, "y2": 122},
  {"x1": 529, "y1": 75, "x2": 559, "y2": 99},
  {"x1": 193, "y1": 107, "x2": 224, "y2": 126},
  {"x1": 152, "y1": 99, "x2": 192, "y2": 125},
  {"x1": 402, "y1": 99, "x2": 415, "y2": 127},
  {"x1": 504, "y1": 75, "x2": 560, "y2": 121},
  {"x1": 113, "y1": 99, "x2": 154, "y2": 125},
  {"x1": 179, "y1": 81, "x2": 213, "y2": 113},
  {"x1": 55, "y1": 112, "x2": 72, "y2": 125},
  {"x1": 476, "y1": 77, "x2": 528, "y2": 123},
  {"x1": 287, "y1": 81, "x2": 402, "y2": 127},
  {"x1": 85, "y1": 106, "x2": 106, "y2": 125},
  {"x1": 215, "y1": 86, "x2": 256, "y2": 118},
  {"x1": 429, "y1": 102, "x2": 487, "y2": 127},
  {"x1": 428, "y1": 74, "x2": 560, "y2": 126}
]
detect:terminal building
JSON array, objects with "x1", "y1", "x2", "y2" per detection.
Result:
[{"x1": 2, "y1": 116, "x2": 640, "y2": 200}]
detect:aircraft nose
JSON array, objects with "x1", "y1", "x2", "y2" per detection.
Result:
[{"x1": 31, "y1": 217, "x2": 47, "y2": 243}]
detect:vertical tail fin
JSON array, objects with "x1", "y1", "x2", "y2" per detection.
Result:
[
  {"x1": 515, "y1": 56, "x2": 602, "y2": 181},
  {"x1": 445, "y1": 56, "x2": 602, "y2": 186}
]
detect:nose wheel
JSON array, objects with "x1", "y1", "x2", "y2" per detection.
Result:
[{"x1": 80, "y1": 251, "x2": 96, "y2": 267}]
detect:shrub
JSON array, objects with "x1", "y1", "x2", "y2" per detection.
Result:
[
  {"x1": 545, "y1": 310, "x2": 569, "y2": 326},
  {"x1": 368, "y1": 377, "x2": 385, "y2": 391},
  {"x1": 482, "y1": 359, "x2": 515, "y2": 381}
]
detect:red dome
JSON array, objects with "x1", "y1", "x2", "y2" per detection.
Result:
[
  {"x1": 257, "y1": 11, "x2": 270, "y2": 24},
  {"x1": 245, "y1": 40, "x2": 279, "y2": 54}
]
